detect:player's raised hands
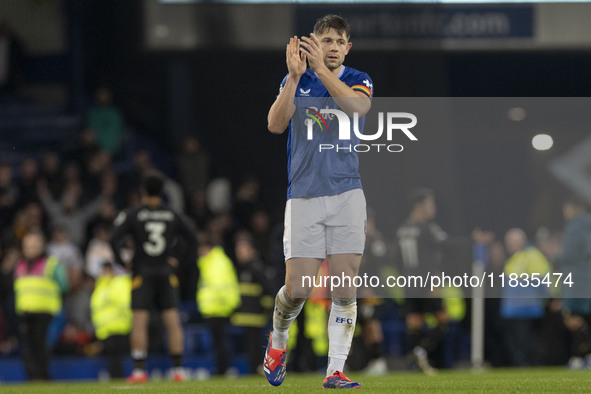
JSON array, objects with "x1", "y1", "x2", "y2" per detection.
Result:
[
  {"x1": 286, "y1": 36, "x2": 306, "y2": 78},
  {"x1": 300, "y1": 34, "x2": 326, "y2": 73}
]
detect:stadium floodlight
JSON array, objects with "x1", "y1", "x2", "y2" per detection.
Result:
[{"x1": 532, "y1": 133, "x2": 553, "y2": 151}]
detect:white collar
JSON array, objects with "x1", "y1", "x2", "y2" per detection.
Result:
[{"x1": 313, "y1": 65, "x2": 346, "y2": 79}]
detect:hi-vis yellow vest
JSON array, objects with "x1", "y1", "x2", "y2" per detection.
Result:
[
  {"x1": 91, "y1": 275, "x2": 132, "y2": 340},
  {"x1": 14, "y1": 256, "x2": 61, "y2": 315},
  {"x1": 197, "y1": 246, "x2": 241, "y2": 318}
]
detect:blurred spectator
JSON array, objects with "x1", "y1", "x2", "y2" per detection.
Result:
[
  {"x1": 188, "y1": 190, "x2": 212, "y2": 230},
  {"x1": 534, "y1": 226, "x2": 570, "y2": 366},
  {"x1": 68, "y1": 129, "x2": 100, "y2": 170},
  {"x1": 11, "y1": 210, "x2": 30, "y2": 242},
  {"x1": 535, "y1": 227, "x2": 563, "y2": 262},
  {"x1": 0, "y1": 19, "x2": 24, "y2": 96},
  {"x1": 41, "y1": 152, "x2": 64, "y2": 200},
  {"x1": 17, "y1": 158, "x2": 39, "y2": 210},
  {"x1": 101, "y1": 170, "x2": 123, "y2": 209},
  {"x1": 10, "y1": 203, "x2": 45, "y2": 243},
  {"x1": 230, "y1": 231, "x2": 274, "y2": 375},
  {"x1": 0, "y1": 161, "x2": 18, "y2": 230},
  {"x1": 38, "y1": 179, "x2": 114, "y2": 247},
  {"x1": 500, "y1": 228, "x2": 551, "y2": 366},
  {"x1": 206, "y1": 178, "x2": 232, "y2": 214},
  {"x1": 85, "y1": 224, "x2": 115, "y2": 278},
  {"x1": 206, "y1": 213, "x2": 233, "y2": 250},
  {"x1": 47, "y1": 226, "x2": 84, "y2": 288},
  {"x1": 83, "y1": 151, "x2": 112, "y2": 201},
  {"x1": 57, "y1": 274, "x2": 94, "y2": 355},
  {"x1": 250, "y1": 209, "x2": 271, "y2": 260},
  {"x1": 90, "y1": 261, "x2": 131, "y2": 379},
  {"x1": 555, "y1": 196, "x2": 591, "y2": 369},
  {"x1": 196, "y1": 232, "x2": 240, "y2": 375},
  {"x1": 133, "y1": 150, "x2": 152, "y2": 176},
  {"x1": 87, "y1": 87, "x2": 124, "y2": 155},
  {"x1": 24, "y1": 203, "x2": 45, "y2": 237},
  {"x1": 163, "y1": 177, "x2": 186, "y2": 214},
  {"x1": 484, "y1": 240, "x2": 508, "y2": 367},
  {"x1": 234, "y1": 176, "x2": 261, "y2": 228},
  {"x1": 176, "y1": 135, "x2": 210, "y2": 196},
  {"x1": 0, "y1": 241, "x2": 19, "y2": 353},
  {"x1": 14, "y1": 231, "x2": 69, "y2": 381},
  {"x1": 85, "y1": 195, "x2": 117, "y2": 249},
  {"x1": 62, "y1": 161, "x2": 83, "y2": 189}
]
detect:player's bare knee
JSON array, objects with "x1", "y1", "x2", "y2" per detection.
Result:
[
  {"x1": 285, "y1": 280, "x2": 314, "y2": 301},
  {"x1": 283, "y1": 283, "x2": 307, "y2": 304}
]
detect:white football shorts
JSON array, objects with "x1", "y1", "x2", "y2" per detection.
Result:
[{"x1": 283, "y1": 188, "x2": 367, "y2": 261}]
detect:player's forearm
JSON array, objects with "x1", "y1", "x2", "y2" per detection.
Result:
[
  {"x1": 316, "y1": 68, "x2": 371, "y2": 116},
  {"x1": 268, "y1": 75, "x2": 299, "y2": 134}
]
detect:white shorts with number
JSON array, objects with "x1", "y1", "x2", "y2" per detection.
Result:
[{"x1": 283, "y1": 188, "x2": 367, "y2": 261}]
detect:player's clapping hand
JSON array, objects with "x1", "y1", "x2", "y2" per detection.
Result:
[
  {"x1": 286, "y1": 36, "x2": 306, "y2": 78},
  {"x1": 300, "y1": 34, "x2": 327, "y2": 73}
]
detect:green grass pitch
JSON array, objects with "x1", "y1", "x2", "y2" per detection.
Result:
[{"x1": 1, "y1": 368, "x2": 589, "y2": 393}]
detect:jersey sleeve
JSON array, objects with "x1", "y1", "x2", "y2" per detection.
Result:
[
  {"x1": 349, "y1": 72, "x2": 374, "y2": 98},
  {"x1": 276, "y1": 74, "x2": 289, "y2": 98}
]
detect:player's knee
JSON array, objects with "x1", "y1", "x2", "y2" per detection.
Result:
[
  {"x1": 278, "y1": 285, "x2": 306, "y2": 307},
  {"x1": 285, "y1": 281, "x2": 312, "y2": 301}
]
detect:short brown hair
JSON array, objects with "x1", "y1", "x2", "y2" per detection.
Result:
[{"x1": 313, "y1": 14, "x2": 350, "y2": 40}]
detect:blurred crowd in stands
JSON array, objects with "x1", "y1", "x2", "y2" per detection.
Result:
[{"x1": 0, "y1": 85, "x2": 290, "y2": 378}]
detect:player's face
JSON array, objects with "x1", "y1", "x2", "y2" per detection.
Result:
[{"x1": 316, "y1": 28, "x2": 352, "y2": 71}]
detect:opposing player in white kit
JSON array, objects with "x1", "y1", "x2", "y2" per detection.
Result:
[{"x1": 264, "y1": 14, "x2": 373, "y2": 389}]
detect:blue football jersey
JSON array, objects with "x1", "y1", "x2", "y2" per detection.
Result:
[{"x1": 278, "y1": 66, "x2": 374, "y2": 199}]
